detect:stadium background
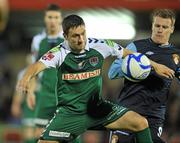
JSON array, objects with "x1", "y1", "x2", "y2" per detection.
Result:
[{"x1": 0, "y1": 0, "x2": 180, "y2": 142}]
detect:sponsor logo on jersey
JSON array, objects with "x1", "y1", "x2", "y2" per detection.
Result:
[
  {"x1": 62, "y1": 69, "x2": 101, "y2": 80},
  {"x1": 145, "y1": 51, "x2": 154, "y2": 55},
  {"x1": 172, "y1": 54, "x2": 179, "y2": 64},
  {"x1": 49, "y1": 130, "x2": 70, "y2": 138},
  {"x1": 42, "y1": 52, "x2": 55, "y2": 61},
  {"x1": 89, "y1": 57, "x2": 99, "y2": 67},
  {"x1": 78, "y1": 60, "x2": 86, "y2": 69}
]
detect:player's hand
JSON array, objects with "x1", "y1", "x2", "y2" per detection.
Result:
[
  {"x1": 153, "y1": 63, "x2": 175, "y2": 79},
  {"x1": 16, "y1": 79, "x2": 29, "y2": 96},
  {"x1": 27, "y1": 93, "x2": 36, "y2": 110}
]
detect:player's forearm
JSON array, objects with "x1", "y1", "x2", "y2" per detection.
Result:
[
  {"x1": 149, "y1": 60, "x2": 158, "y2": 70},
  {"x1": 122, "y1": 48, "x2": 134, "y2": 58},
  {"x1": 23, "y1": 61, "x2": 46, "y2": 82}
]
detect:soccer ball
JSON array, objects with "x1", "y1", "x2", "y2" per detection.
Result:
[{"x1": 121, "y1": 53, "x2": 151, "y2": 82}]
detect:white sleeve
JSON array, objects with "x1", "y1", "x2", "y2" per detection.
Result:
[
  {"x1": 39, "y1": 47, "x2": 62, "y2": 68},
  {"x1": 31, "y1": 37, "x2": 39, "y2": 63},
  {"x1": 92, "y1": 39, "x2": 124, "y2": 59}
]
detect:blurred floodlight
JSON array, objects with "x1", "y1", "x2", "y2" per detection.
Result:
[{"x1": 77, "y1": 8, "x2": 136, "y2": 40}]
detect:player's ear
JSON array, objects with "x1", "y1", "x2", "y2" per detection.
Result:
[
  {"x1": 63, "y1": 33, "x2": 67, "y2": 39},
  {"x1": 171, "y1": 26, "x2": 174, "y2": 34},
  {"x1": 151, "y1": 23, "x2": 154, "y2": 31}
]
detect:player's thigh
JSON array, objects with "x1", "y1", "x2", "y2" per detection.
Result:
[
  {"x1": 40, "y1": 108, "x2": 86, "y2": 142},
  {"x1": 89, "y1": 101, "x2": 129, "y2": 130},
  {"x1": 105, "y1": 111, "x2": 148, "y2": 131}
]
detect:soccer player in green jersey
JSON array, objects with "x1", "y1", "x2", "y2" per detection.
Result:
[
  {"x1": 17, "y1": 14, "x2": 175, "y2": 143},
  {"x1": 11, "y1": 54, "x2": 36, "y2": 143},
  {"x1": 27, "y1": 4, "x2": 64, "y2": 140}
]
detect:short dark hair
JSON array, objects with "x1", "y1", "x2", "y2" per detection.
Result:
[
  {"x1": 62, "y1": 14, "x2": 85, "y2": 35},
  {"x1": 151, "y1": 9, "x2": 176, "y2": 26},
  {"x1": 45, "y1": 3, "x2": 61, "y2": 12}
]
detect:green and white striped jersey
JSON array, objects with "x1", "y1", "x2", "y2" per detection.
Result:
[
  {"x1": 40, "y1": 38, "x2": 123, "y2": 114},
  {"x1": 31, "y1": 30, "x2": 64, "y2": 107}
]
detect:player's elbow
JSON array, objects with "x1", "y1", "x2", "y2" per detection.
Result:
[{"x1": 108, "y1": 72, "x2": 114, "y2": 80}]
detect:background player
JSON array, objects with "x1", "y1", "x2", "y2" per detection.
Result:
[
  {"x1": 27, "y1": 3, "x2": 64, "y2": 140},
  {"x1": 11, "y1": 54, "x2": 36, "y2": 143}
]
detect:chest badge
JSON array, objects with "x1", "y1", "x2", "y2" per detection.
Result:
[
  {"x1": 172, "y1": 54, "x2": 179, "y2": 65},
  {"x1": 89, "y1": 57, "x2": 99, "y2": 67},
  {"x1": 145, "y1": 51, "x2": 154, "y2": 55}
]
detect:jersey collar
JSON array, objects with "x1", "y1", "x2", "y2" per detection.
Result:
[{"x1": 149, "y1": 38, "x2": 172, "y2": 48}]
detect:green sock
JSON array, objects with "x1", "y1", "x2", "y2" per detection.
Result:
[{"x1": 136, "y1": 127, "x2": 153, "y2": 143}]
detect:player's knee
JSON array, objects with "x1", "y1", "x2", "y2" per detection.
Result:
[
  {"x1": 128, "y1": 111, "x2": 149, "y2": 132},
  {"x1": 133, "y1": 117, "x2": 148, "y2": 132},
  {"x1": 136, "y1": 116, "x2": 149, "y2": 131}
]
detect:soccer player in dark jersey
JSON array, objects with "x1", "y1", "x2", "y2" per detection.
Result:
[
  {"x1": 17, "y1": 14, "x2": 175, "y2": 143},
  {"x1": 108, "y1": 9, "x2": 180, "y2": 143}
]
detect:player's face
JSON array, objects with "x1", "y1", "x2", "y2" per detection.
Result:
[
  {"x1": 151, "y1": 16, "x2": 174, "y2": 45},
  {"x1": 44, "y1": 10, "x2": 62, "y2": 34},
  {"x1": 64, "y1": 25, "x2": 87, "y2": 53}
]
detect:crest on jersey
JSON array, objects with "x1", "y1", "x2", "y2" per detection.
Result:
[
  {"x1": 89, "y1": 57, "x2": 99, "y2": 67},
  {"x1": 42, "y1": 51, "x2": 55, "y2": 61},
  {"x1": 172, "y1": 54, "x2": 179, "y2": 65},
  {"x1": 145, "y1": 51, "x2": 154, "y2": 55}
]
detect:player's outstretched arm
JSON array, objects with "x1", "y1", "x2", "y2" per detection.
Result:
[
  {"x1": 16, "y1": 61, "x2": 46, "y2": 96},
  {"x1": 122, "y1": 48, "x2": 134, "y2": 58}
]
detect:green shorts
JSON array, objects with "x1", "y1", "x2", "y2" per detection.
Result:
[
  {"x1": 40, "y1": 101, "x2": 129, "y2": 142},
  {"x1": 34, "y1": 91, "x2": 57, "y2": 127}
]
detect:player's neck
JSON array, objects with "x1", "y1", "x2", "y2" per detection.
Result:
[
  {"x1": 151, "y1": 38, "x2": 169, "y2": 46},
  {"x1": 47, "y1": 27, "x2": 62, "y2": 37}
]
